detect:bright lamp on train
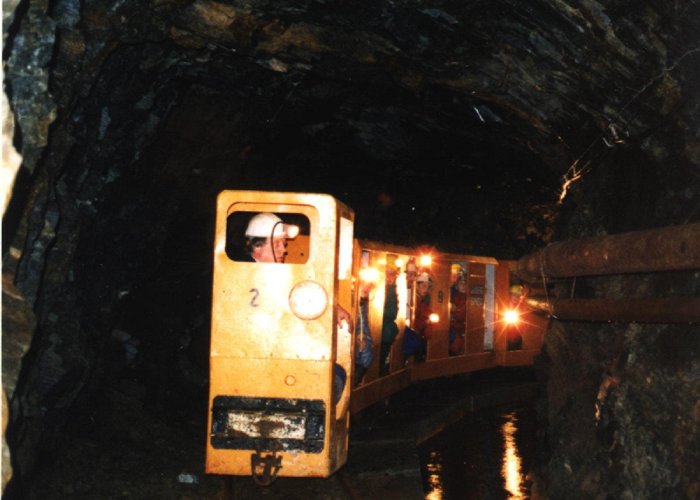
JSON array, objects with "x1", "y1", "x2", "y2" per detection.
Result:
[
  {"x1": 285, "y1": 224, "x2": 300, "y2": 239},
  {"x1": 503, "y1": 309, "x2": 520, "y2": 325},
  {"x1": 429, "y1": 313, "x2": 440, "y2": 323},
  {"x1": 289, "y1": 280, "x2": 328, "y2": 320},
  {"x1": 359, "y1": 267, "x2": 380, "y2": 283},
  {"x1": 420, "y1": 255, "x2": 432, "y2": 267}
]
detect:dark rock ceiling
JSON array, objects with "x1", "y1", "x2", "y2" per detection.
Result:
[
  {"x1": 5, "y1": 0, "x2": 699, "y2": 256},
  {"x1": 2, "y1": 0, "x2": 700, "y2": 497}
]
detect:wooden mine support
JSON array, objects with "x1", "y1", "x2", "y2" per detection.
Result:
[
  {"x1": 516, "y1": 223, "x2": 700, "y2": 324},
  {"x1": 516, "y1": 223, "x2": 700, "y2": 282},
  {"x1": 524, "y1": 297, "x2": 700, "y2": 323}
]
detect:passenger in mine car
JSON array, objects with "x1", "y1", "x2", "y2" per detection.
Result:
[
  {"x1": 411, "y1": 272, "x2": 433, "y2": 362},
  {"x1": 333, "y1": 304, "x2": 353, "y2": 404},
  {"x1": 241, "y1": 212, "x2": 294, "y2": 263},
  {"x1": 353, "y1": 277, "x2": 376, "y2": 387},
  {"x1": 449, "y1": 276, "x2": 467, "y2": 355},
  {"x1": 450, "y1": 264, "x2": 465, "y2": 300},
  {"x1": 379, "y1": 266, "x2": 400, "y2": 375}
]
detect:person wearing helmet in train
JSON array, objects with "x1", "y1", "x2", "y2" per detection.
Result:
[
  {"x1": 449, "y1": 276, "x2": 467, "y2": 355},
  {"x1": 450, "y1": 264, "x2": 465, "y2": 300},
  {"x1": 333, "y1": 304, "x2": 353, "y2": 404},
  {"x1": 243, "y1": 212, "x2": 294, "y2": 263},
  {"x1": 379, "y1": 266, "x2": 399, "y2": 376},
  {"x1": 412, "y1": 272, "x2": 433, "y2": 362}
]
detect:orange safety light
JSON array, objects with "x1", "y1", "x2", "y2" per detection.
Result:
[
  {"x1": 286, "y1": 224, "x2": 300, "y2": 239},
  {"x1": 503, "y1": 308, "x2": 520, "y2": 325},
  {"x1": 359, "y1": 267, "x2": 380, "y2": 284}
]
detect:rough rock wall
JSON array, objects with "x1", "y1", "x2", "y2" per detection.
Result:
[
  {"x1": 536, "y1": 146, "x2": 700, "y2": 497},
  {"x1": 3, "y1": 1, "x2": 28, "y2": 489},
  {"x1": 541, "y1": 306, "x2": 699, "y2": 497},
  {"x1": 2, "y1": 56, "x2": 25, "y2": 498}
]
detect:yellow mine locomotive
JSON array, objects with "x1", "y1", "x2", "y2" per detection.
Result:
[{"x1": 206, "y1": 191, "x2": 356, "y2": 483}]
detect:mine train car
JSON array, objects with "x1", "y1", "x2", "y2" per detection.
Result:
[
  {"x1": 348, "y1": 240, "x2": 548, "y2": 414},
  {"x1": 206, "y1": 190, "x2": 548, "y2": 483}
]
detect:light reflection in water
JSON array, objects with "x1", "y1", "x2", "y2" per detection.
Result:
[
  {"x1": 501, "y1": 411, "x2": 525, "y2": 499},
  {"x1": 425, "y1": 450, "x2": 444, "y2": 500}
]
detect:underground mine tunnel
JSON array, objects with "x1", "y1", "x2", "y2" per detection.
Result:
[{"x1": 2, "y1": 1, "x2": 700, "y2": 498}]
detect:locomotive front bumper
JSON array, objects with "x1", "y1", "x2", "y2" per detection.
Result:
[{"x1": 210, "y1": 396, "x2": 326, "y2": 453}]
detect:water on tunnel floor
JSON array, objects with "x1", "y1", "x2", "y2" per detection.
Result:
[{"x1": 419, "y1": 402, "x2": 538, "y2": 500}]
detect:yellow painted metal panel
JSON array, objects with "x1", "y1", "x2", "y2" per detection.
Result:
[
  {"x1": 350, "y1": 369, "x2": 412, "y2": 414},
  {"x1": 207, "y1": 190, "x2": 355, "y2": 479},
  {"x1": 426, "y1": 259, "x2": 451, "y2": 360},
  {"x1": 411, "y1": 352, "x2": 495, "y2": 381},
  {"x1": 205, "y1": 357, "x2": 337, "y2": 477},
  {"x1": 212, "y1": 196, "x2": 334, "y2": 361},
  {"x1": 466, "y1": 263, "x2": 486, "y2": 353},
  {"x1": 495, "y1": 349, "x2": 540, "y2": 367}
]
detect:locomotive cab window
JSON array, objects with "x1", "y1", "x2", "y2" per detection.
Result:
[{"x1": 226, "y1": 210, "x2": 311, "y2": 264}]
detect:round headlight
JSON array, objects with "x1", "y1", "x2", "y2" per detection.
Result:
[{"x1": 289, "y1": 280, "x2": 328, "y2": 320}]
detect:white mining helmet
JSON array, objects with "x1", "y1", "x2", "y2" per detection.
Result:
[
  {"x1": 416, "y1": 272, "x2": 431, "y2": 283},
  {"x1": 245, "y1": 212, "x2": 299, "y2": 239}
]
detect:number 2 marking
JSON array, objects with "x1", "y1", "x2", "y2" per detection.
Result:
[{"x1": 250, "y1": 288, "x2": 260, "y2": 307}]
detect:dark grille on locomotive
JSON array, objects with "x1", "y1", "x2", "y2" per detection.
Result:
[{"x1": 210, "y1": 396, "x2": 326, "y2": 453}]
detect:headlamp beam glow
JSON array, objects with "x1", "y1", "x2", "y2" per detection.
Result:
[
  {"x1": 429, "y1": 313, "x2": 440, "y2": 323},
  {"x1": 359, "y1": 267, "x2": 380, "y2": 283},
  {"x1": 419, "y1": 255, "x2": 432, "y2": 267},
  {"x1": 285, "y1": 224, "x2": 300, "y2": 239},
  {"x1": 503, "y1": 309, "x2": 520, "y2": 325}
]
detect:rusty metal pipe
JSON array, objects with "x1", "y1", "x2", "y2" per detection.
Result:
[
  {"x1": 516, "y1": 223, "x2": 700, "y2": 282},
  {"x1": 524, "y1": 297, "x2": 700, "y2": 323}
]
